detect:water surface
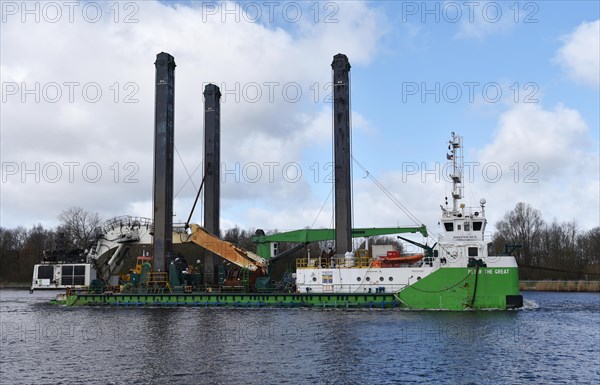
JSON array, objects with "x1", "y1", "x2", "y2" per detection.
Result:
[{"x1": 1, "y1": 290, "x2": 598, "y2": 384}]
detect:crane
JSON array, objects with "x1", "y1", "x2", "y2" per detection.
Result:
[
  {"x1": 252, "y1": 226, "x2": 428, "y2": 260},
  {"x1": 187, "y1": 224, "x2": 267, "y2": 273}
]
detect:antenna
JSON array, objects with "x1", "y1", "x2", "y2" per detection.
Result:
[{"x1": 448, "y1": 132, "x2": 463, "y2": 213}]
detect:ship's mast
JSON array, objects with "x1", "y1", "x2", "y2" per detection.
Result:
[
  {"x1": 203, "y1": 84, "x2": 221, "y2": 285},
  {"x1": 332, "y1": 53, "x2": 352, "y2": 257},
  {"x1": 448, "y1": 132, "x2": 463, "y2": 214},
  {"x1": 152, "y1": 52, "x2": 176, "y2": 272}
]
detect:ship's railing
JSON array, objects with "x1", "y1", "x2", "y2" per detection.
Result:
[
  {"x1": 67, "y1": 285, "x2": 121, "y2": 295},
  {"x1": 297, "y1": 256, "x2": 373, "y2": 269},
  {"x1": 146, "y1": 272, "x2": 172, "y2": 293},
  {"x1": 101, "y1": 215, "x2": 188, "y2": 234},
  {"x1": 441, "y1": 205, "x2": 486, "y2": 219},
  {"x1": 102, "y1": 216, "x2": 152, "y2": 233},
  {"x1": 297, "y1": 283, "x2": 409, "y2": 294}
]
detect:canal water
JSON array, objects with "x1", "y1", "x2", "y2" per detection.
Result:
[{"x1": 1, "y1": 289, "x2": 598, "y2": 384}]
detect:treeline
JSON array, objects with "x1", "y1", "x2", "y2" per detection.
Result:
[
  {"x1": 491, "y1": 202, "x2": 600, "y2": 280},
  {"x1": 0, "y1": 207, "x2": 102, "y2": 282},
  {"x1": 2, "y1": 204, "x2": 598, "y2": 284}
]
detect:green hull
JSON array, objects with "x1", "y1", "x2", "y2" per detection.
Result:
[
  {"x1": 63, "y1": 267, "x2": 522, "y2": 310},
  {"x1": 397, "y1": 267, "x2": 522, "y2": 310}
]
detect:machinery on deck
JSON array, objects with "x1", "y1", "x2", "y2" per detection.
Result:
[
  {"x1": 58, "y1": 52, "x2": 522, "y2": 309},
  {"x1": 188, "y1": 224, "x2": 266, "y2": 272},
  {"x1": 185, "y1": 224, "x2": 267, "y2": 290}
]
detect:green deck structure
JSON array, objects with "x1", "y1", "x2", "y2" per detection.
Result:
[{"x1": 65, "y1": 292, "x2": 402, "y2": 308}]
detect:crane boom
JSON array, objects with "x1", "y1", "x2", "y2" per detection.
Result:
[
  {"x1": 252, "y1": 226, "x2": 428, "y2": 259},
  {"x1": 188, "y1": 224, "x2": 267, "y2": 272}
]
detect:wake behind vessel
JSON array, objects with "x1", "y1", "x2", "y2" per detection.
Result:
[{"x1": 49, "y1": 52, "x2": 522, "y2": 309}]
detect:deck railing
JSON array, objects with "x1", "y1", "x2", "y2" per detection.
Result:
[{"x1": 296, "y1": 256, "x2": 374, "y2": 269}]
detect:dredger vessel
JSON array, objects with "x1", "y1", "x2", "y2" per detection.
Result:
[{"x1": 52, "y1": 53, "x2": 522, "y2": 309}]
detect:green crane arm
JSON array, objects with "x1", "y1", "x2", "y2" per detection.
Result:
[{"x1": 252, "y1": 226, "x2": 427, "y2": 259}]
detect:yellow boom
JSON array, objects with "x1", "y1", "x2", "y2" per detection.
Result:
[{"x1": 188, "y1": 224, "x2": 267, "y2": 272}]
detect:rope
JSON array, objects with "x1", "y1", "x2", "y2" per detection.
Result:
[
  {"x1": 310, "y1": 187, "x2": 333, "y2": 229},
  {"x1": 173, "y1": 145, "x2": 199, "y2": 198},
  {"x1": 351, "y1": 155, "x2": 444, "y2": 251},
  {"x1": 351, "y1": 155, "x2": 421, "y2": 225},
  {"x1": 470, "y1": 264, "x2": 480, "y2": 308}
]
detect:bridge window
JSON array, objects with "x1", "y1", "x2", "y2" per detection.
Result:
[
  {"x1": 473, "y1": 221, "x2": 483, "y2": 231},
  {"x1": 444, "y1": 222, "x2": 454, "y2": 231},
  {"x1": 61, "y1": 265, "x2": 85, "y2": 286},
  {"x1": 468, "y1": 247, "x2": 478, "y2": 257},
  {"x1": 38, "y1": 266, "x2": 54, "y2": 280}
]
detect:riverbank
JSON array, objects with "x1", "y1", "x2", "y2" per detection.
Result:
[
  {"x1": 520, "y1": 280, "x2": 600, "y2": 292},
  {"x1": 0, "y1": 282, "x2": 30, "y2": 289}
]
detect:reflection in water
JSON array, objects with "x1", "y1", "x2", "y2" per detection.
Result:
[{"x1": 0, "y1": 290, "x2": 598, "y2": 384}]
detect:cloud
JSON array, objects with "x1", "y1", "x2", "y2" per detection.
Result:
[
  {"x1": 555, "y1": 19, "x2": 600, "y2": 87},
  {"x1": 170, "y1": 100, "x2": 599, "y2": 239},
  {"x1": 476, "y1": 103, "x2": 598, "y2": 230},
  {"x1": 346, "y1": 103, "x2": 598, "y2": 239},
  {"x1": 478, "y1": 103, "x2": 589, "y2": 175},
  {"x1": 0, "y1": 1, "x2": 386, "y2": 229}
]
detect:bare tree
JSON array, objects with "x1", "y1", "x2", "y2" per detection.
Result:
[
  {"x1": 223, "y1": 226, "x2": 257, "y2": 252},
  {"x1": 577, "y1": 227, "x2": 600, "y2": 277},
  {"x1": 539, "y1": 220, "x2": 580, "y2": 279},
  {"x1": 493, "y1": 202, "x2": 545, "y2": 267},
  {"x1": 0, "y1": 227, "x2": 28, "y2": 281},
  {"x1": 578, "y1": 227, "x2": 600, "y2": 265},
  {"x1": 0, "y1": 226, "x2": 28, "y2": 252},
  {"x1": 0, "y1": 225, "x2": 52, "y2": 281},
  {"x1": 57, "y1": 207, "x2": 102, "y2": 250}
]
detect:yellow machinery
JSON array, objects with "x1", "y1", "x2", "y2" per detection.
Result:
[{"x1": 187, "y1": 224, "x2": 267, "y2": 273}]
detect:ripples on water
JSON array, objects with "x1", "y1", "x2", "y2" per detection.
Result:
[{"x1": 1, "y1": 290, "x2": 598, "y2": 385}]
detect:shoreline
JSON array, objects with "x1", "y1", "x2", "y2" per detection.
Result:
[
  {"x1": 519, "y1": 280, "x2": 600, "y2": 292},
  {"x1": 0, "y1": 282, "x2": 31, "y2": 289}
]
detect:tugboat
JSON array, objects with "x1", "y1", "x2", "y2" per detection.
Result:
[{"x1": 294, "y1": 132, "x2": 523, "y2": 309}]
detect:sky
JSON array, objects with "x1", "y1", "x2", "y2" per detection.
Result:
[{"x1": 1, "y1": 1, "x2": 599, "y2": 243}]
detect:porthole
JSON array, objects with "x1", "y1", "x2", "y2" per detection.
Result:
[
  {"x1": 417, "y1": 276, "x2": 421, "y2": 281},
  {"x1": 357, "y1": 277, "x2": 362, "y2": 282},
  {"x1": 312, "y1": 277, "x2": 317, "y2": 282},
  {"x1": 379, "y1": 277, "x2": 384, "y2": 282},
  {"x1": 389, "y1": 277, "x2": 393, "y2": 281},
  {"x1": 366, "y1": 277, "x2": 371, "y2": 282}
]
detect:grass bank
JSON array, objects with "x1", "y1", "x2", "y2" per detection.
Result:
[
  {"x1": 520, "y1": 280, "x2": 600, "y2": 292},
  {"x1": 0, "y1": 281, "x2": 31, "y2": 289}
]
